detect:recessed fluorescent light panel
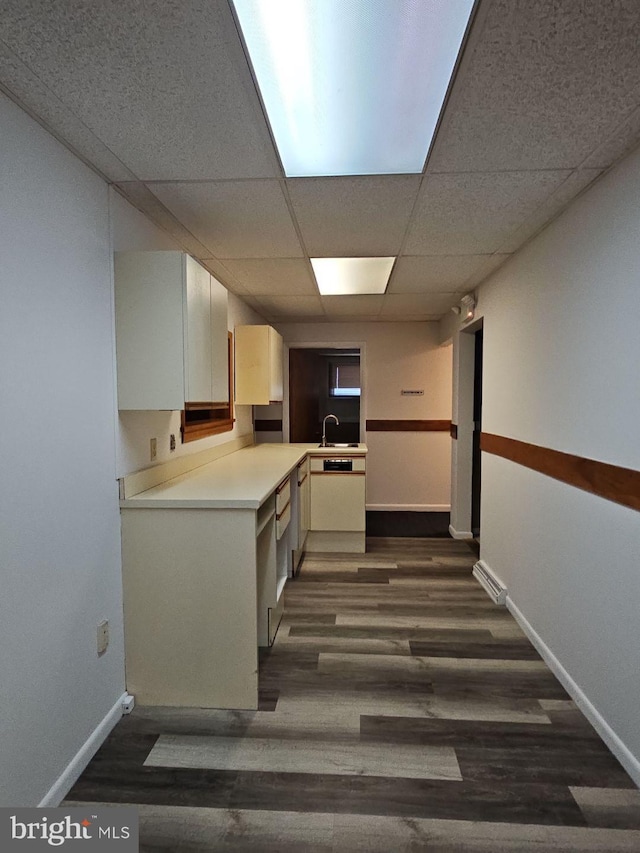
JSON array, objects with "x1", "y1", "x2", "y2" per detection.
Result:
[
  {"x1": 232, "y1": 0, "x2": 475, "y2": 176},
  {"x1": 311, "y1": 257, "x2": 395, "y2": 295}
]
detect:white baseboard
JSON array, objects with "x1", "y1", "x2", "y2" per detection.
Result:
[
  {"x1": 507, "y1": 597, "x2": 640, "y2": 788},
  {"x1": 448, "y1": 524, "x2": 474, "y2": 539},
  {"x1": 367, "y1": 504, "x2": 451, "y2": 512},
  {"x1": 38, "y1": 691, "x2": 127, "y2": 807}
]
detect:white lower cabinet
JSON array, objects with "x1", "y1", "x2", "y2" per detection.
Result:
[
  {"x1": 308, "y1": 454, "x2": 366, "y2": 553},
  {"x1": 121, "y1": 506, "x2": 260, "y2": 710},
  {"x1": 291, "y1": 457, "x2": 310, "y2": 573},
  {"x1": 119, "y1": 448, "x2": 367, "y2": 711},
  {"x1": 262, "y1": 476, "x2": 290, "y2": 645},
  {"x1": 122, "y1": 478, "x2": 292, "y2": 711},
  {"x1": 256, "y1": 496, "x2": 277, "y2": 649},
  {"x1": 310, "y1": 475, "x2": 366, "y2": 531}
]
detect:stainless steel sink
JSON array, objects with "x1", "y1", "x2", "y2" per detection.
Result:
[{"x1": 318, "y1": 443, "x2": 359, "y2": 448}]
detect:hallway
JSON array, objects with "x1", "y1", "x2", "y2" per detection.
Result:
[{"x1": 65, "y1": 539, "x2": 640, "y2": 850}]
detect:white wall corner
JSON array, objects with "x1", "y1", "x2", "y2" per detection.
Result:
[
  {"x1": 38, "y1": 692, "x2": 127, "y2": 807},
  {"x1": 448, "y1": 524, "x2": 474, "y2": 539},
  {"x1": 506, "y1": 597, "x2": 640, "y2": 789}
]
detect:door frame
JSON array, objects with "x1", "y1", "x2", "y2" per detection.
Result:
[
  {"x1": 283, "y1": 341, "x2": 367, "y2": 444},
  {"x1": 471, "y1": 325, "x2": 483, "y2": 537},
  {"x1": 449, "y1": 317, "x2": 483, "y2": 539}
]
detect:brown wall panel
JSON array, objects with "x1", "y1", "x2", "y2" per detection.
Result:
[
  {"x1": 481, "y1": 432, "x2": 640, "y2": 513},
  {"x1": 254, "y1": 419, "x2": 283, "y2": 432},
  {"x1": 366, "y1": 419, "x2": 451, "y2": 432}
]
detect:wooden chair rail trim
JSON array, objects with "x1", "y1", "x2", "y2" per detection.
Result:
[
  {"x1": 366, "y1": 419, "x2": 451, "y2": 432},
  {"x1": 481, "y1": 432, "x2": 640, "y2": 513}
]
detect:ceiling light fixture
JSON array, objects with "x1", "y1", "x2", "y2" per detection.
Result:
[
  {"x1": 460, "y1": 292, "x2": 476, "y2": 322},
  {"x1": 311, "y1": 257, "x2": 395, "y2": 295},
  {"x1": 232, "y1": 0, "x2": 475, "y2": 177}
]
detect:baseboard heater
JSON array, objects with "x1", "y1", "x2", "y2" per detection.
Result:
[{"x1": 473, "y1": 560, "x2": 507, "y2": 605}]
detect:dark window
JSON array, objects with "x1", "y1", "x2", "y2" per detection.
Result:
[{"x1": 329, "y1": 359, "x2": 360, "y2": 397}]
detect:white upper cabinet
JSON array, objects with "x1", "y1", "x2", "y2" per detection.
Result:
[
  {"x1": 115, "y1": 251, "x2": 228, "y2": 410},
  {"x1": 234, "y1": 325, "x2": 283, "y2": 405},
  {"x1": 183, "y1": 255, "x2": 212, "y2": 402},
  {"x1": 209, "y1": 274, "x2": 230, "y2": 402}
]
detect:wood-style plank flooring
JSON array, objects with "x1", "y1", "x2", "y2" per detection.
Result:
[{"x1": 65, "y1": 538, "x2": 640, "y2": 851}]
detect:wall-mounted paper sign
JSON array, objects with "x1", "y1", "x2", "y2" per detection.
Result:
[{"x1": 401, "y1": 390, "x2": 424, "y2": 396}]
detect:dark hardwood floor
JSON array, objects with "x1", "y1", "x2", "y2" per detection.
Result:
[{"x1": 65, "y1": 538, "x2": 640, "y2": 851}]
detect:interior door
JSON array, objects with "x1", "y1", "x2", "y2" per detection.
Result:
[{"x1": 289, "y1": 348, "x2": 321, "y2": 442}]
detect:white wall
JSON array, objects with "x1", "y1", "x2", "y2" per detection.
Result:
[
  {"x1": 110, "y1": 189, "x2": 268, "y2": 477},
  {"x1": 0, "y1": 95, "x2": 125, "y2": 805},
  {"x1": 447, "y1": 144, "x2": 640, "y2": 778},
  {"x1": 277, "y1": 322, "x2": 452, "y2": 511}
]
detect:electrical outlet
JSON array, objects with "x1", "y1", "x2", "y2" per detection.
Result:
[
  {"x1": 170, "y1": 433, "x2": 176, "y2": 452},
  {"x1": 150, "y1": 437, "x2": 157, "y2": 461},
  {"x1": 97, "y1": 620, "x2": 109, "y2": 656}
]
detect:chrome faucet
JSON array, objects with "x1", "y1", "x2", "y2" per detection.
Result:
[{"x1": 321, "y1": 413, "x2": 339, "y2": 447}]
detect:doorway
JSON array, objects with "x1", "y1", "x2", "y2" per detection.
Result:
[
  {"x1": 471, "y1": 327, "x2": 483, "y2": 538},
  {"x1": 289, "y1": 348, "x2": 361, "y2": 444}
]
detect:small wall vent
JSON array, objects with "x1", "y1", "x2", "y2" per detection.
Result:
[{"x1": 473, "y1": 560, "x2": 507, "y2": 605}]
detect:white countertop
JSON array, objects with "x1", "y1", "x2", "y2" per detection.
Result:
[{"x1": 120, "y1": 442, "x2": 367, "y2": 510}]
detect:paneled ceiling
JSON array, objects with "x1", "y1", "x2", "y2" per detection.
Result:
[{"x1": 2, "y1": 1, "x2": 640, "y2": 322}]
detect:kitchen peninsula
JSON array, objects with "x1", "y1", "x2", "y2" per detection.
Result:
[{"x1": 119, "y1": 441, "x2": 366, "y2": 710}]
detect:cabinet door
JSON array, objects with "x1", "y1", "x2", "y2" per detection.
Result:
[
  {"x1": 184, "y1": 256, "x2": 212, "y2": 402},
  {"x1": 115, "y1": 251, "x2": 185, "y2": 410},
  {"x1": 210, "y1": 275, "x2": 229, "y2": 402},
  {"x1": 268, "y1": 326, "x2": 284, "y2": 402},
  {"x1": 310, "y1": 474, "x2": 366, "y2": 531},
  {"x1": 235, "y1": 325, "x2": 270, "y2": 405}
]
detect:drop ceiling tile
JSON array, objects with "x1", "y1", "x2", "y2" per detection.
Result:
[
  {"x1": 220, "y1": 259, "x2": 317, "y2": 296},
  {"x1": 0, "y1": 41, "x2": 136, "y2": 182},
  {"x1": 497, "y1": 169, "x2": 603, "y2": 253},
  {"x1": 429, "y1": 0, "x2": 640, "y2": 172},
  {"x1": 114, "y1": 182, "x2": 215, "y2": 258},
  {"x1": 405, "y1": 171, "x2": 572, "y2": 255},
  {"x1": 254, "y1": 295, "x2": 325, "y2": 319},
  {"x1": 321, "y1": 296, "x2": 384, "y2": 317},
  {"x1": 581, "y1": 106, "x2": 640, "y2": 169},
  {"x1": 460, "y1": 254, "x2": 511, "y2": 290},
  {"x1": 0, "y1": 1, "x2": 280, "y2": 180},
  {"x1": 148, "y1": 181, "x2": 303, "y2": 259},
  {"x1": 380, "y1": 294, "x2": 458, "y2": 317},
  {"x1": 199, "y1": 260, "x2": 249, "y2": 296},
  {"x1": 388, "y1": 256, "x2": 492, "y2": 294},
  {"x1": 287, "y1": 176, "x2": 421, "y2": 256}
]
